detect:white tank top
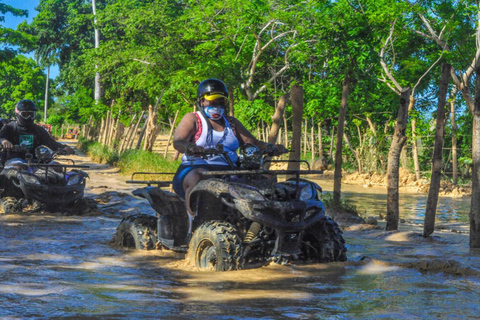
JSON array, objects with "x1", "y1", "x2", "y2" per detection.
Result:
[{"x1": 181, "y1": 111, "x2": 239, "y2": 166}]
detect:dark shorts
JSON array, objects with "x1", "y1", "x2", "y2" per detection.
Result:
[{"x1": 172, "y1": 164, "x2": 232, "y2": 199}]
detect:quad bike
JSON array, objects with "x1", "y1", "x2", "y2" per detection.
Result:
[
  {"x1": 114, "y1": 144, "x2": 347, "y2": 271},
  {"x1": 0, "y1": 145, "x2": 90, "y2": 213}
]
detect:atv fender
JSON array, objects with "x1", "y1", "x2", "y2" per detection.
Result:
[
  {"x1": 188, "y1": 178, "x2": 229, "y2": 211},
  {"x1": 133, "y1": 186, "x2": 184, "y2": 216},
  {"x1": 133, "y1": 186, "x2": 189, "y2": 248}
]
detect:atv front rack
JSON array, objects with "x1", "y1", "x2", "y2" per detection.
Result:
[{"x1": 126, "y1": 172, "x2": 173, "y2": 187}]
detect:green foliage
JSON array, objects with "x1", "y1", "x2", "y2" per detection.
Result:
[
  {"x1": 0, "y1": 55, "x2": 46, "y2": 117},
  {"x1": 78, "y1": 137, "x2": 180, "y2": 176},
  {"x1": 116, "y1": 149, "x2": 180, "y2": 177}
]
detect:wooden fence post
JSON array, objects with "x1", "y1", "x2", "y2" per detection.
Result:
[{"x1": 164, "y1": 110, "x2": 179, "y2": 158}]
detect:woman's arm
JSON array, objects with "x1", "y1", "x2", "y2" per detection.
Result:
[
  {"x1": 233, "y1": 117, "x2": 288, "y2": 154},
  {"x1": 173, "y1": 112, "x2": 204, "y2": 154}
]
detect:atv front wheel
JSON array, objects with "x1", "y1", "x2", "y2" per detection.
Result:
[
  {"x1": 300, "y1": 217, "x2": 347, "y2": 263},
  {"x1": 114, "y1": 214, "x2": 157, "y2": 250},
  {"x1": 187, "y1": 221, "x2": 243, "y2": 271}
]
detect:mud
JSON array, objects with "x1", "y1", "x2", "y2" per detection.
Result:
[{"x1": 0, "y1": 141, "x2": 479, "y2": 318}]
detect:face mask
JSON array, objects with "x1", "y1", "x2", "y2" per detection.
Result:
[
  {"x1": 204, "y1": 106, "x2": 224, "y2": 121},
  {"x1": 16, "y1": 114, "x2": 34, "y2": 127}
]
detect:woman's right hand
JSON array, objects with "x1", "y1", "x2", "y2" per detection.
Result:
[{"x1": 186, "y1": 143, "x2": 206, "y2": 157}]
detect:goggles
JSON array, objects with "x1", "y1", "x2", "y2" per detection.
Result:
[
  {"x1": 203, "y1": 92, "x2": 228, "y2": 101},
  {"x1": 17, "y1": 110, "x2": 36, "y2": 119}
]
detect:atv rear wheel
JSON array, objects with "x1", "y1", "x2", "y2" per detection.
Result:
[
  {"x1": 187, "y1": 221, "x2": 243, "y2": 271},
  {"x1": 114, "y1": 214, "x2": 157, "y2": 250},
  {"x1": 300, "y1": 217, "x2": 347, "y2": 263}
]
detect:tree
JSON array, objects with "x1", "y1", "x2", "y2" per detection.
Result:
[{"x1": 424, "y1": 63, "x2": 451, "y2": 237}]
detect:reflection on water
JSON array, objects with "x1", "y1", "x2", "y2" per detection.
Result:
[{"x1": 315, "y1": 179, "x2": 471, "y2": 223}]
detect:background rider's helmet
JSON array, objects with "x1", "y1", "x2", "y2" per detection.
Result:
[{"x1": 15, "y1": 99, "x2": 37, "y2": 127}]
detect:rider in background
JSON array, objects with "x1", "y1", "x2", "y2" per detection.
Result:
[
  {"x1": 0, "y1": 99, "x2": 74, "y2": 213},
  {"x1": 172, "y1": 78, "x2": 287, "y2": 215},
  {"x1": 0, "y1": 100, "x2": 74, "y2": 159}
]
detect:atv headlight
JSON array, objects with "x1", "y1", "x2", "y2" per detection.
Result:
[
  {"x1": 67, "y1": 174, "x2": 83, "y2": 185},
  {"x1": 18, "y1": 172, "x2": 41, "y2": 185},
  {"x1": 229, "y1": 184, "x2": 265, "y2": 201},
  {"x1": 299, "y1": 183, "x2": 316, "y2": 201}
]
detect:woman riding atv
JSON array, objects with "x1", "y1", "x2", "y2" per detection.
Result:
[{"x1": 172, "y1": 79, "x2": 288, "y2": 215}]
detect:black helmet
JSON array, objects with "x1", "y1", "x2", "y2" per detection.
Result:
[
  {"x1": 15, "y1": 99, "x2": 37, "y2": 127},
  {"x1": 16, "y1": 99, "x2": 37, "y2": 112},
  {"x1": 197, "y1": 78, "x2": 228, "y2": 101}
]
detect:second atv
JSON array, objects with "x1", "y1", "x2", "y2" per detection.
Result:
[{"x1": 114, "y1": 144, "x2": 347, "y2": 271}]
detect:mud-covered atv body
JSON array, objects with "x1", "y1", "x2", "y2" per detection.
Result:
[
  {"x1": 0, "y1": 145, "x2": 89, "y2": 212},
  {"x1": 114, "y1": 145, "x2": 347, "y2": 271}
]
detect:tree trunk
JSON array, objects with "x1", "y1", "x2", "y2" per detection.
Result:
[
  {"x1": 451, "y1": 96, "x2": 458, "y2": 185},
  {"x1": 288, "y1": 84, "x2": 303, "y2": 171},
  {"x1": 329, "y1": 126, "x2": 335, "y2": 160},
  {"x1": 268, "y1": 93, "x2": 288, "y2": 144},
  {"x1": 333, "y1": 74, "x2": 351, "y2": 205},
  {"x1": 283, "y1": 114, "x2": 288, "y2": 148},
  {"x1": 44, "y1": 66, "x2": 50, "y2": 123},
  {"x1": 424, "y1": 63, "x2": 451, "y2": 237},
  {"x1": 408, "y1": 97, "x2": 421, "y2": 181},
  {"x1": 344, "y1": 133, "x2": 362, "y2": 174},
  {"x1": 386, "y1": 88, "x2": 410, "y2": 231},
  {"x1": 470, "y1": 67, "x2": 480, "y2": 248},
  {"x1": 411, "y1": 118, "x2": 421, "y2": 180},
  {"x1": 92, "y1": 0, "x2": 102, "y2": 103},
  {"x1": 228, "y1": 89, "x2": 234, "y2": 117}
]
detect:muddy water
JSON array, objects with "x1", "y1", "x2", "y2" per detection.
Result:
[
  {"x1": 315, "y1": 178, "x2": 471, "y2": 223},
  {"x1": 1, "y1": 147, "x2": 479, "y2": 319}
]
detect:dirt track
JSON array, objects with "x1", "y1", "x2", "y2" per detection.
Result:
[{"x1": 0, "y1": 141, "x2": 479, "y2": 318}]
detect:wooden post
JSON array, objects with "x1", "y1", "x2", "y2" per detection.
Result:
[
  {"x1": 164, "y1": 110, "x2": 179, "y2": 158},
  {"x1": 329, "y1": 126, "x2": 335, "y2": 160},
  {"x1": 102, "y1": 111, "x2": 111, "y2": 145},
  {"x1": 119, "y1": 114, "x2": 137, "y2": 152},
  {"x1": 128, "y1": 111, "x2": 145, "y2": 150},
  {"x1": 311, "y1": 119, "x2": 315, "y2": 163},
  {"x1": 303, "y1": 118, "x2": 308, "y2": 158},
  {"x1": 283, "y1": 114, "x2": 288, "y2": 148},
  {"x1": 85, "y1": 115, "x2": 93, "y2": 140},
  {"x1": 97, "y1": 120, "x2": 103, "y2": 143},
  {"x1": 318, "y1": 121, "x2": 323, "y2": 159}
]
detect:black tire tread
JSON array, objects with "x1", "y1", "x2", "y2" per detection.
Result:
[
  {"x1": 187, "y1": 221, "x2": 243, "y2": 271},
  {"x1": 114, "y1": 214, "x2": 157, "y2": 250},
  {"x1": 302, "y1": 217, "x2": 347, "y2": 263}
]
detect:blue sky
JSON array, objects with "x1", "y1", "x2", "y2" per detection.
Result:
[{"x1": 3, "y1": 0, "x2": 60, "y2": 78}]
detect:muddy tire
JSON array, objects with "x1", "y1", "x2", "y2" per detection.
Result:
[
  {"x1": 114, "y1": 214, "x2": 157, "y2": 250},
  {"x1": 187, "y1": 221, "x2": 243, "y2": 271},
  {"x1": 300, "y1": 217, "x2": 347, "y2": 263}
]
